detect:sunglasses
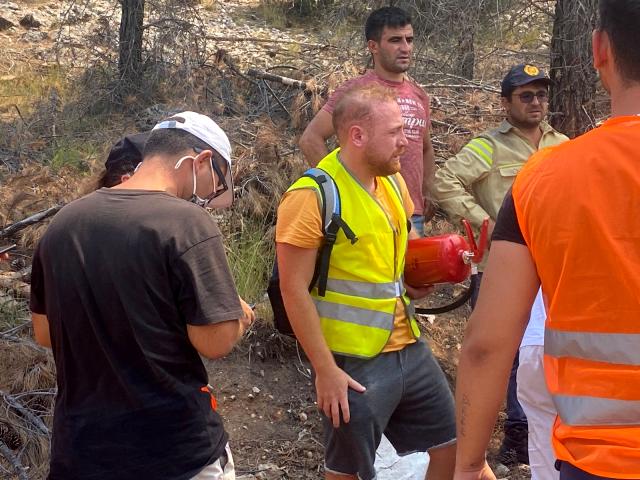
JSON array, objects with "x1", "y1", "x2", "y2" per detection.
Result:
[
  {"x1": 514, "y1": 91, "x2": 549, "y2": 104},
  {"x1": 193, "y1": 147, "x2": 228, "y2": 201}
]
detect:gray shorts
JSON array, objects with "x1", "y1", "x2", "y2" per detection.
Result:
[{"x1": 323, "y1": 339, "x2": 456, "y2": 480}]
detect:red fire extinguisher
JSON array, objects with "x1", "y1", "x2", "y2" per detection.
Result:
[{"x1": 405, "y1": 219, "x2": 489, "y2": 314}]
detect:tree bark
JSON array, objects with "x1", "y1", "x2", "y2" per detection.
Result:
[
  {"x1": 454, "y1": 29, "x2": 476, "y2": 80},
  {"x1": 451, "y1": 0, "x2": 482, "y2": 80},
  {"x1": 549, "y1": 0, "x2": 599, "y2": 137},
  {"x1": 118, "y1": 0, "x2": 145, "y2": 92}
]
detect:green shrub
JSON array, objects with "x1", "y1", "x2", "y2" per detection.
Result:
[{"x1": 224, "y1": 215, "x2": 275, "y2": 308}]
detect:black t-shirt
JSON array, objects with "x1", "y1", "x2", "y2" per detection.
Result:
[
  {"x1": 30, "y1": 189, "x2": 243, "y2": 480},
  {"x1": 492, "y1": 188, "x2": 526, "y2": 245}
]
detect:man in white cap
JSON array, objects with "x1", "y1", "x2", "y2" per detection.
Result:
[{"x1": 30, "y1": 111, "x2": 253, "y2": 480}]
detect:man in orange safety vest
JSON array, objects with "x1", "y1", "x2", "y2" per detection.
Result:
[{"x1": 453, "y1": 0, "x2": 640, "y2": 478}]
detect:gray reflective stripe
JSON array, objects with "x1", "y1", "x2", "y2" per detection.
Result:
[
  {"x1": 545, "y1": 329, "x2": 640, "y2": 366},
  {"x1": 325, "y1": 278, "x2": 403, "y2": 299},
  {"x1": 553, "y1": 394, "x2": 640, "y2": 426},
  {"x1": 320, "y1": 173, "x2": 338, "y2": 229},
  {"x1": 385, "y1": 175, "x2": 403, "y2": 203},
  {"x1": 406, "y1": 301, "x2": 415, "y2": 318},
  {"x1": 313, "y1": 299, "x2": 394, "y2": 330}
]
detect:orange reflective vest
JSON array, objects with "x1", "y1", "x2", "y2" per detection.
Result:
[{"x1": 512, "y1": 116, "x2": 640, "y2": 479}]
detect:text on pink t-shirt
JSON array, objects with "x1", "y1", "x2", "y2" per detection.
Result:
[{"x1": 323, "y1": 70, "x2": 431, "y2": 215}]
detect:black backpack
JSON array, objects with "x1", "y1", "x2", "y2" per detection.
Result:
[{"x1": 268, "y1": 167, "x2": 357, "y2": 336}]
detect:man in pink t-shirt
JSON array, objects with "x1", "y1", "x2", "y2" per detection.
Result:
[{"x1": 299, "y1": 6, "x2": 435, "y2": 235}]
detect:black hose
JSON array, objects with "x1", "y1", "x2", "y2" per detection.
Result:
[{"x1": 414, "y1": 273, "x2": 479, "y2": 315}]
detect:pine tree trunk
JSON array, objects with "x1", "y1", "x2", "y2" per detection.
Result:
[
  {"x1": 454, "y1": 29, "x2": 475, "y2": 80},
  {"x1": 118, "y1": 0, "x2": 145, "y2": 93},
  {"x1": 451, "y1": 1, "x2": 480, "y2": 80},
  {"x1": 549, "y1": 0, "x2": 598, "y2": 138}
]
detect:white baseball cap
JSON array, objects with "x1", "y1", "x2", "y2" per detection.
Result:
[{"x1": 153, "y1": 111, "x2": 234, "y2": 208}]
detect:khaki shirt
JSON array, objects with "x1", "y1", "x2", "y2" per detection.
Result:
[{"x1": 434, "y1": 120, "x2": 569, "y2": 229}]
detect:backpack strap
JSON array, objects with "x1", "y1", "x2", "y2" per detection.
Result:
[{"x1": 301, "y1": 168, "x2": 357, "y2": 296}]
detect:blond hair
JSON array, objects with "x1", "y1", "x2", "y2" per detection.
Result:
[{"x1": 332, "y1": 83, "x2": 397, "y2": 142}]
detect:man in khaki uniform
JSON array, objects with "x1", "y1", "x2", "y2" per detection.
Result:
[
  {"x1": 433, "y1": 64, "x2": 568, "y2": 468},
  {"x1": 434, "y1": 64, "x2": 567, "y2": 245}
]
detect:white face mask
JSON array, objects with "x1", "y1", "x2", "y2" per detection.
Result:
[{"x1": 174, "y1": 154, "x2": 220, "y2": 208}]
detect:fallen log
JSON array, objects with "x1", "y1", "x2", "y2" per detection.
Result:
[
  {"x1": 0, "y1": 205, "x2": 62, "y2": 240},
  {"x1": 421, "y1": 83, "x2": 500, "y2": 94},
  {"x1": 246, "y1": 69, "x2": 309, "y2": 90},
  {"x1": 206, "y1": 35, "x2": 336, "y2": 50}
]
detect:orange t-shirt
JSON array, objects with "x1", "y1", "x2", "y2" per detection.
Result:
[{"x1": 276, "y1": 175, "x2": 416, "y2": 352}]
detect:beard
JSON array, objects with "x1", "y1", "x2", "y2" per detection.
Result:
[
  {"x1": 509, "y1": 108, "x2": 545, "y2": 130},
  {"x1": 518, "y1": 116, "x2": 542, "y2": 129},
  {"x1": 365, "y1": 145, "x2": 403, "y2": 177},
  {"x1": 378, "y1": 53, "x2": 411, "y2": 74}
]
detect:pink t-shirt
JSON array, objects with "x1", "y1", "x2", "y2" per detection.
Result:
[{"x1": 323, "y1": 70, "x2": 431, "y2": 215}]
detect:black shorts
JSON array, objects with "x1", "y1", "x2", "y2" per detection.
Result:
[
  {"x1": 556, "y1": 461, "x2": 626, "y2": 480},
  {"x1": 322, "y1": 339, "x2": 456, "y2": 480}
]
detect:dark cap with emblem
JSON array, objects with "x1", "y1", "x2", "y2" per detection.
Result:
[
  {"x1": 105, "y1": 132, "x2": 150, "y2": 173},
  {"x1": 501, "y1": 64, "x2": 553, "y2": 97}
]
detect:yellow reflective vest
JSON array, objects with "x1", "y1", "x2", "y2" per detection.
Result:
[{"x1": 287, "y1": 148, "x2": 421, "y2": 358}]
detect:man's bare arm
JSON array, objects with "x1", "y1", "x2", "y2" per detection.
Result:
[
  {"x1": 277, "y1": 242, "x2": 365, "y2": 427},
  {"x1": 455, "y1": 241, "x2": 539, "y2": 475},
  {"x1": 299, "y1": 110, "x2": 334, "y2": 166},
  {"x1": 32, "y1": 312, "x2": 52, "y2": 348},
  {"x1": 187, "y1": 297, "x2": 255, "y2": 359},
  {"x1": 277, "y1": 243, "x2": 333, "y2": 371}
]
